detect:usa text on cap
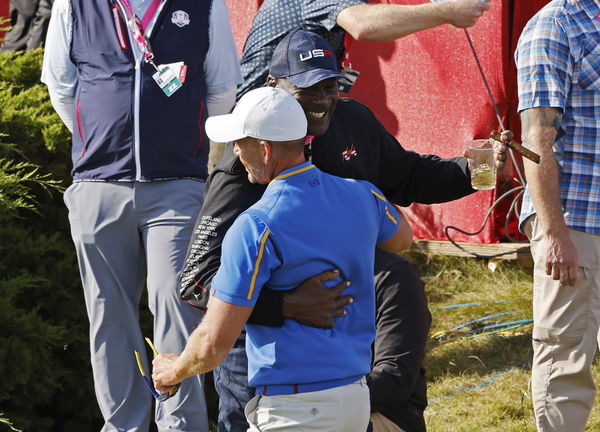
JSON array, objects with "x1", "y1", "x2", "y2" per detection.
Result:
[{"x1": 269, "y1": 29, "x2": 343, "y2": 89}]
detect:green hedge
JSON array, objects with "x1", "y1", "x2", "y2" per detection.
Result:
[{"x1": 0, "y1": 48, "x2": 102, "y2": 431}]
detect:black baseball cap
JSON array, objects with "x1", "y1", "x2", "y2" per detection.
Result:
[{"x1": 269, "y1": 29, "x2": 343, "y2": 89}]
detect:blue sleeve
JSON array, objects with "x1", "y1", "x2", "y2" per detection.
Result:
[
  {"x1": 515, "y1": 14, "x2": 572, "y2": 112},
  {"x1": 367, "y1": 184, "x2": 400, "y2": 243},
  {"x1": 210, "y1": 213, "x2": 281, "y2": 307}
]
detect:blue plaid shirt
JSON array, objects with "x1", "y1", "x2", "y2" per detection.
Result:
[{"x1": 516, "y1": 0, "x2": 600, "y2": 234}]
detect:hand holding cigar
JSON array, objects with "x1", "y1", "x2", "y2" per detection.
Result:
[{"x1": 490, "y1": 130, "x2": 540, "y2": 164}]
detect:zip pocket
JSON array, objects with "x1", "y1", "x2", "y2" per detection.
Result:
[
  {"x1": 112, "y1": 4, "x2": 129, "y2": 50},
  {"x1": 76, "y1": 99, "x2": 88, "y2": 157}
]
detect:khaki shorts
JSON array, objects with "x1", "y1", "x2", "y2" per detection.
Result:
[
  {"x1": 525, "y1": 215, "x2": 600, "y2": 432},
  {"x1": 245, "y1": 378, "x2": 370, "y2": 432},
  {"x1": 370, "y1": 412, "x2": 406, "y2": 432}
]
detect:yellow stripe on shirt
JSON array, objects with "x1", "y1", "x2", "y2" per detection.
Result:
[
  {"x1": 385, "y1": 206, "x2": 398, "y2": 225},
  {"x1": 271, "y1": 164, "x2": 316, "y2": 182},
  {"x1": 247, "y1": 229, "x2": 271, "y2": 300},
  {"x1": 371, "y1": 189, "x2": 397, "y2": 224},
  {"x1": 370, "y1": 189, "x2": 387, "y2": 202}
]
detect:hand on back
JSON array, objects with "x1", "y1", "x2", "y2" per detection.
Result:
[{"x1": 282, "y1": 269, "x2": 353, "y2": 329}]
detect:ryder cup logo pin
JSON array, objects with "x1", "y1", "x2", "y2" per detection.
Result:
[{"x1": 171, "y1": 10, "x2": 190, "y2": 27}]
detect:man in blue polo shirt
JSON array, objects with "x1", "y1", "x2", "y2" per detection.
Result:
[{"x1": 152, "y1": 86, "x2": 412, "y2": 431}]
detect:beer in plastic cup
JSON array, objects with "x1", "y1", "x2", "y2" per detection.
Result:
[{"x1": 466, "y1": 139, "x2": 496, "y2": 190}]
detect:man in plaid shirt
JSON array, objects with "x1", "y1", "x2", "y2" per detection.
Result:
[{"x1": 516, "y1": 1, "x2": 600, "y2": 430}]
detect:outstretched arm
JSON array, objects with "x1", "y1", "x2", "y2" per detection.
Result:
[
  {"x1": 337, "y1": 0, "x2": 490, "y2": 42},
  {"x1": 152, "y1": 297, "x2": 252, "y2": 391}
]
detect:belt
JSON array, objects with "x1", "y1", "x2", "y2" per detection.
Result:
[{"x1": 256, "y1": 375, "x2": 363, "y2": 396}]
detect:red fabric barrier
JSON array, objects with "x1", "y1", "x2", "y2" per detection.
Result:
[
  {"x1": 225, "y1": 0, "x2": 550, "y2": 244},
  {"x1": 0, "y1": 0, "x2": 9, "y2": 43},
  {"x1": 225, "y1": 0, "x2": 262, "y2": 57},
  {"x1": 345, "y1": 0, "x2": 550, "y2": 243}
]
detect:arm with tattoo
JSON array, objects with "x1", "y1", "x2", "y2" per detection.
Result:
[{"x1": 521, "y1": 107, "x2": 578, "y2": 286}]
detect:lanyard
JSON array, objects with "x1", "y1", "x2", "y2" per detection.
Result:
[
  {"x1": 342, "y1": 32, "x2": 353, "y2": 69},
  {"x1": 304, "y1": 135, "x2": 314, "y2": 161},
  {"x1": 114, "y1": 0, "x2": 158, "y2": 68}
]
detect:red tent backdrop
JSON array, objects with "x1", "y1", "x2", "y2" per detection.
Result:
[
  {"x1": 0, "y1": 0, "x2": 551, "y2": 243},
  {"x1": 225, "y1": 0, "x2": 261, "y2": 57},
  {"x1": 0, "y1": 0, "x2": 8, "y2": 42},
  {"x1": 222, "y1": 1, "x2": 547, "y2": 244},
  {"x1": 342, "y1": 0, "x2": 551, "y2": 243}
]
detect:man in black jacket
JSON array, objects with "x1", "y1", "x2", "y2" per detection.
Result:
[{"x1": 180, "y1": 30, "x2": 509, "y2": 432}]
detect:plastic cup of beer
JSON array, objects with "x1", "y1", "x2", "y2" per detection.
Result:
[{"x1": 466, "y1": 139, "x2": 496, "y2": 190}]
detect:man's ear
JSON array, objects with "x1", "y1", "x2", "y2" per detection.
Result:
[
  {"x1": 259, "y1": 140, "x2": 272, "y2": 165},
  {"x1": 266, "y1": 75, "x2": 277, "y2": 88}
]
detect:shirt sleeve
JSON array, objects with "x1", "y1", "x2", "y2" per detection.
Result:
[
  {"x1": 48, "y1": 91, "x2": 75, "y2": 133},
  {"x1": 378, "y1": 145, "x2": 474, "y2": 206},
  {"x1": 301, "y1": 0, "x2": 367, "y2": 31},
  {"x1": 205, "y1": 0, "x2": 243, "y2": 95},
  {"x1": 206, "y1": 87, "x2": 236, "y2": 117},
  {"x1": 515, "y1": 15, "x2": 572, "y2": 113},
  {"x1": 41, "y1": 0, "x2": 78, "y2": 97},
  {"x1": 179, "y1": 148, "x2": 266, "y2": 307},
  {"x1": 345, "y1": 101, "x2": 474, "y2": 206},
  {"x1": 210, "y1": 212, "x2": 282, "y2": 307},
  {"x1": 366, "y1": 183, "x2": 401, "y2": 244}
]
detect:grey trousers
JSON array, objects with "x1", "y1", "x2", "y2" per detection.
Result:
[
  {"x1": 64, "y1": 180, "x2": 208, "y2": 432},
  {"x1": 525, "y1": 215, "x2": 600, "y2": 432}
]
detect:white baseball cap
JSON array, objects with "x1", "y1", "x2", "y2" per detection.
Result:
[{"x1": 205, "y1": 87, "x2": 307, "y2": 143}]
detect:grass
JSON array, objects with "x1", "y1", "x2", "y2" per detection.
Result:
[{"x1": 404, "y1": 251, "x2": 600, "y2": 431}]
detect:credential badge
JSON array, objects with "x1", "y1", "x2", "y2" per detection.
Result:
[{"x1": 171, "y1": 10, "x2": 190, "y2": 27}]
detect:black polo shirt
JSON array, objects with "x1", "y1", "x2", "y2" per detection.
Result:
[{"x1": 180, "y1": 98, "x2": 473, "y2": 305}]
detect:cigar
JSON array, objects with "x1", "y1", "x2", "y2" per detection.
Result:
[{"x1": 490, "y1": 131, "x2": 540, "y2": 164}]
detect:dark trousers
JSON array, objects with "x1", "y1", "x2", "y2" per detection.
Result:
[{"x1": 213, "y1": 334, "x2": 254, "y2": 432}]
